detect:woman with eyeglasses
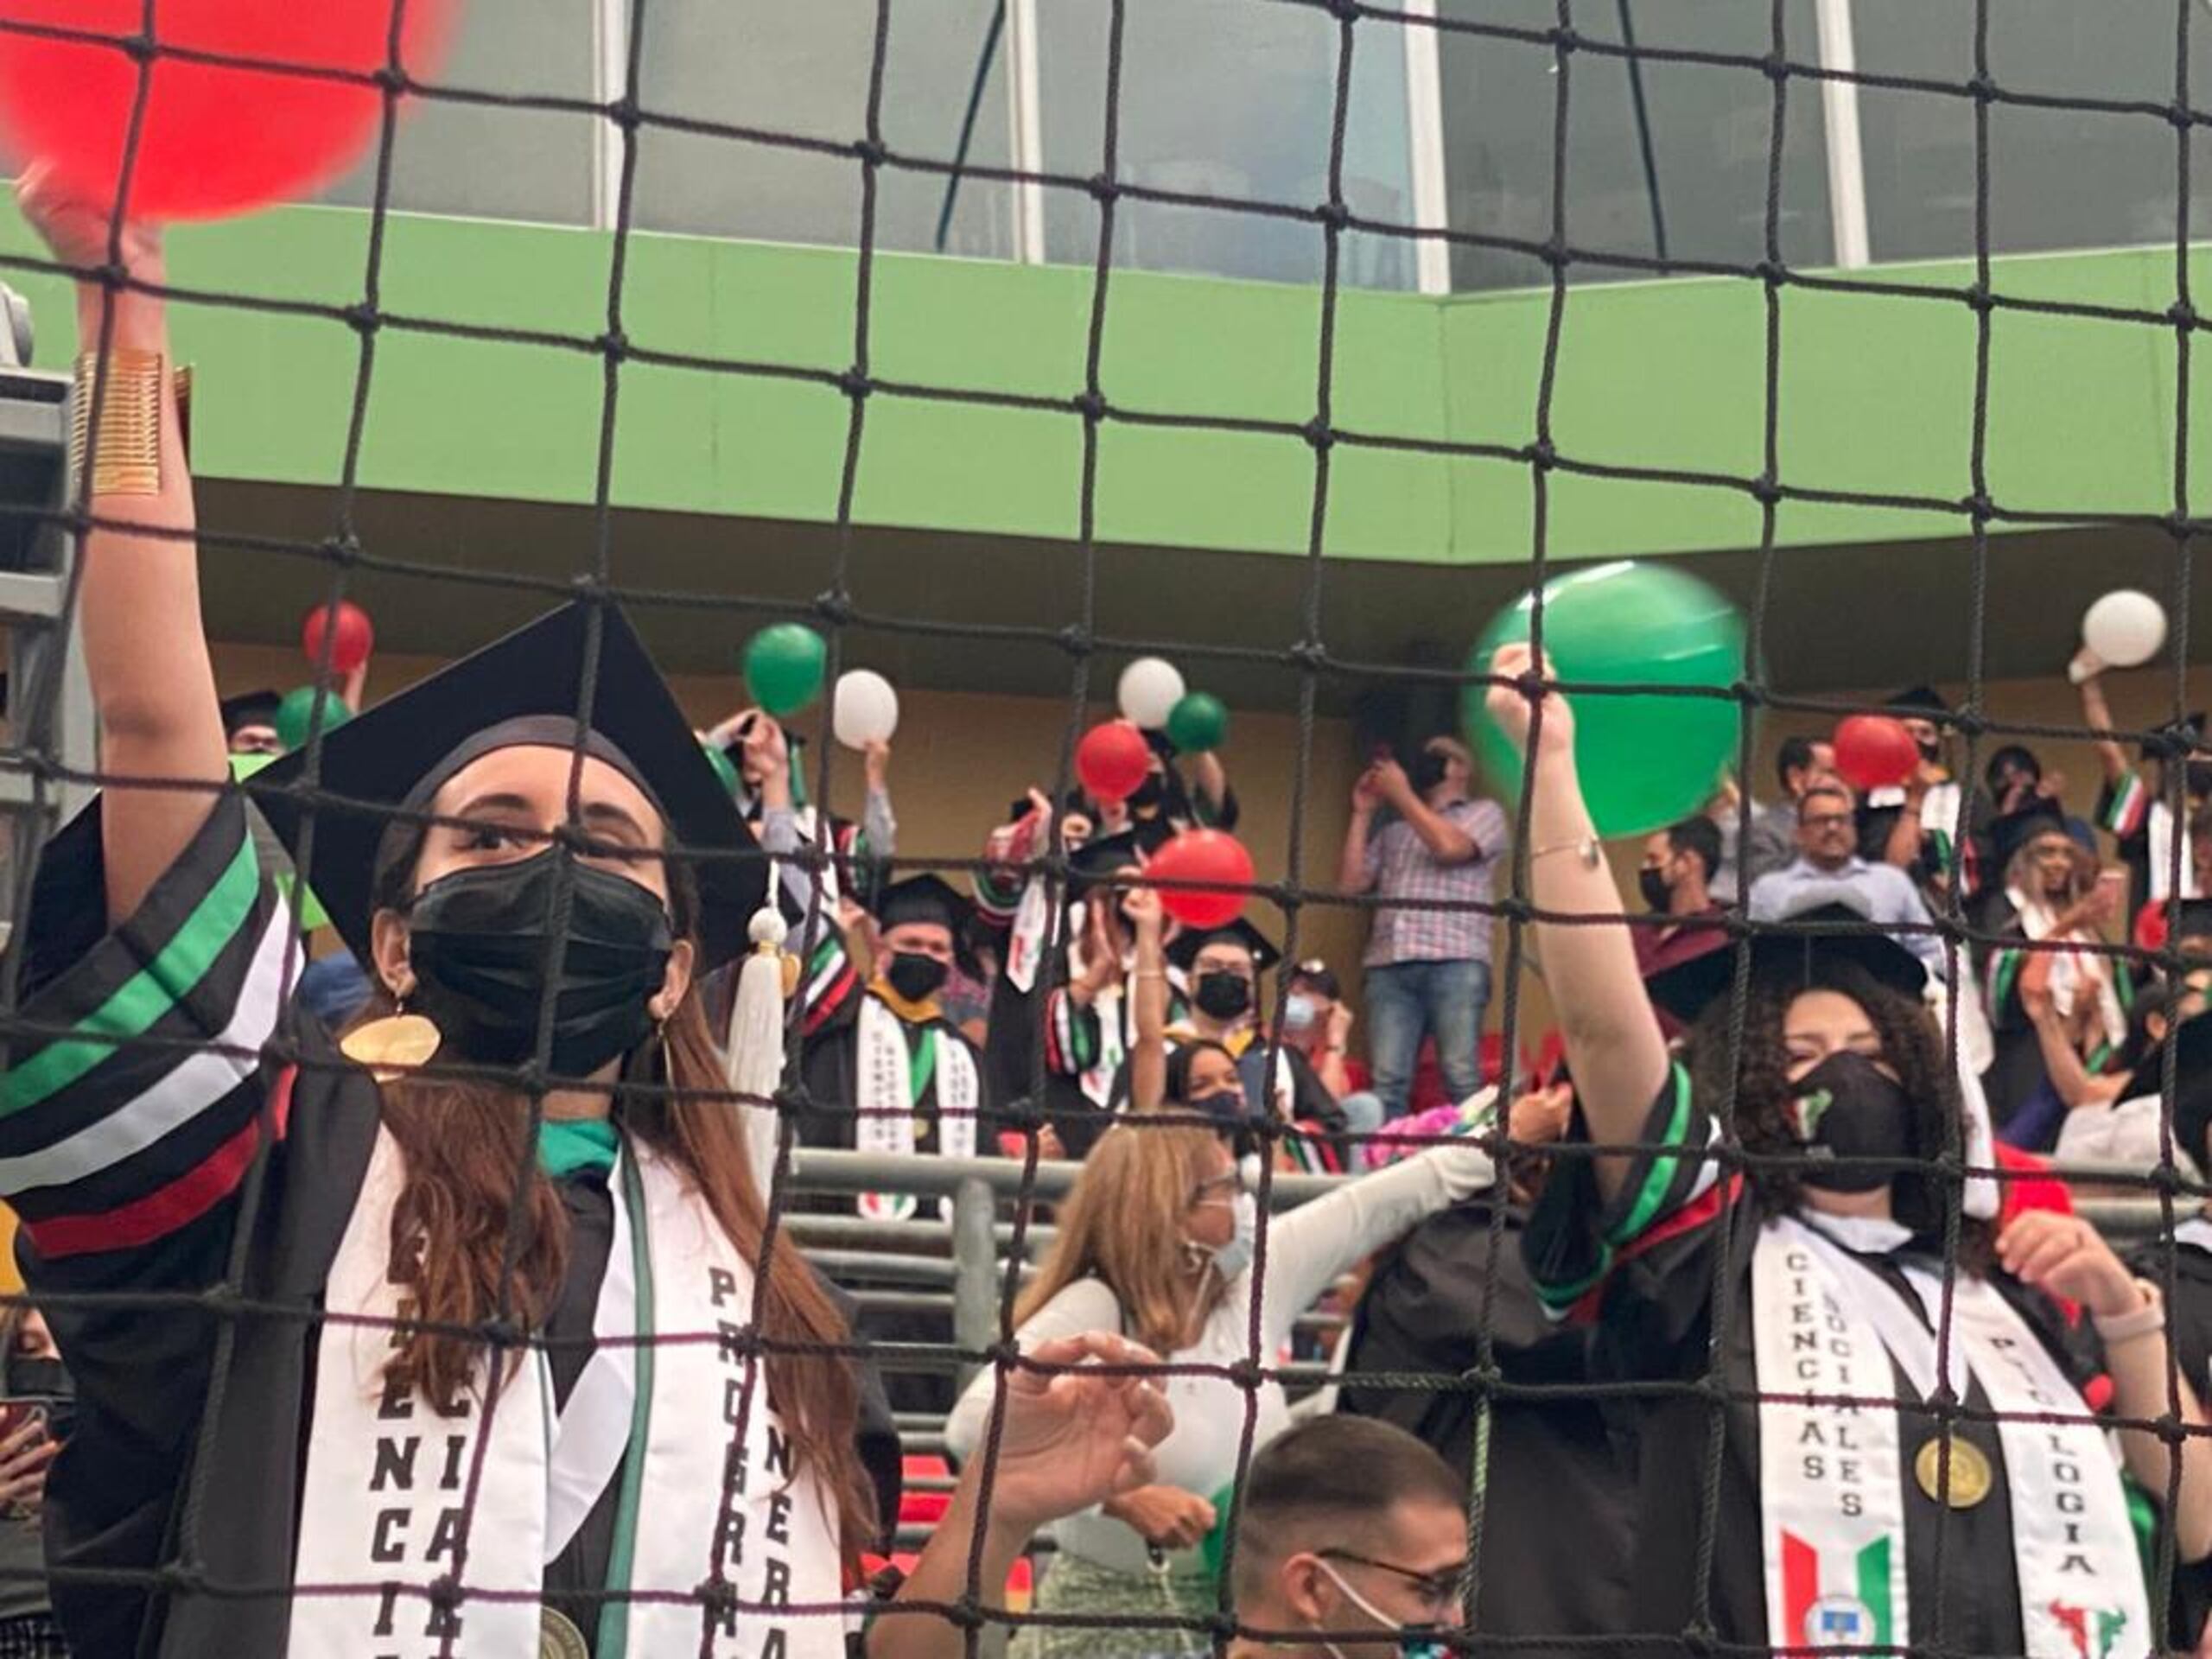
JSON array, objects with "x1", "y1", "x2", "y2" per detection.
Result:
[{"x1": 944, "y1": 1104, "x2": 1495, "y2": 1657}]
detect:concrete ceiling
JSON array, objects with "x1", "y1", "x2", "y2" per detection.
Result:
[{"x1": 193, "y1": 479, "x2": 2210, "y2": 713}]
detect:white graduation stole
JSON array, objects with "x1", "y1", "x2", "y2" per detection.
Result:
[
  {"x1": 853, "y1": 992, "x2": 978, "y2": 1221},
  {"x1": 1752, "y1": 1216, "x2": 2148, "y2": 1657},
  {"x1": 289, "y1": 1132, "x2": 848, "y2": 1659},
  {"x1": 2148, "y1": 800, "x2": 2203, "y2": 903}
]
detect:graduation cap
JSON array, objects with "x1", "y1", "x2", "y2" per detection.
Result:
[
  {"x1": 1986, "y1": 799, "x2": 2075, "y2": 874},
  {"x1": 874, "y1": 873, "x2": 981, "y2": 974},
  {"x1": 219, "y1": 689, "x2": 282, "y2": 741},
  {"x1": 1166, "y1": 916, "x2": 1282, "y2": 976},
  {"x1": 1887, "y1": 685, "x2": 1950, "y2": 715},
  {"x1": 1065, "y1": 830, "x2": 1145, "y2": 902},
  {"x1": 252, "y1": 603, "x2": 767, "y2": 970},
  {"x1": 1643, "y1": 901, "x2": 1927, "y2": 1025}
]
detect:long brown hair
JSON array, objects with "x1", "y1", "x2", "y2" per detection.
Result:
[
  {"x1": 1016, "y1": 1113, "x2": 1227, "y2": 1354},
  {"x1": 1682, "y1": 960, "x2": 1994, "y2": 1268},
  {"x1": 359, "y1": 831, "x2": 876, "y2": 1552}
]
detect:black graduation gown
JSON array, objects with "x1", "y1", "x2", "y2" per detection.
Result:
[
  {"x1": 1520, "y1": 1071, "x2": 2116, "y2": 1657},
  {"x1": 1856, "y1": 782, "x2": 1996, "y2": 899},
  {"x1": 1338, "y1": 1200, "x2": 1635, "y2": 1655},
  {"x1": 7, "y1": 796, "x2": 899, "y2": 1658},
  {"x1": 2126, "y1": 1232, "x2": 2212, "y2": 1649},
  {"x1": 799, "y1": 990, "x2": 994, "y2": 1415}
]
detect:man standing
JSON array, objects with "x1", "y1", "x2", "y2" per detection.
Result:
[
  {"x1": 1743, "y1": 734, "x2": 1835, "y2": 887},
  {"x1": 1633, "y1": 815, "x2": 1728, "y2": 980},
  {"x1": 1338, "y1": 736, "x2": 1510, "y2": 1117},
  {"x1": 1226, "y1": 1417, "x2": 1468, "y2": 1659},
  {"x1": 1748, "y1": 779, "x2": 1947, "y2": 974}
]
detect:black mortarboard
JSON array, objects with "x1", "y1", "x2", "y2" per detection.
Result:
[
  {"x1": 1887, "y1": 685, "x2": 1950, "y2": 715},
  {"x1": 1986, "y1": 799, "x2": 2073, "y2": 873},
  {"x1": 1166, "y1": 916, "x2": 1282, "y2": 976},
  {"x1": 1643, "y1": 901, "x2": 1926, "y2": 1024},
  {"x1": 251, "y1": 603, "x2": 767, "y2": 970},
  {"x1": 1065, "y1": 830, "x2": 1145, "y2": 902},
  {"x1": 875, "y1": 874, "x2": 973, "y2": 937},
  {"x1": 2167, "y1": 899, "x2": 2212, "y2": 947},
  {"x1": 219, "y1": 689, "x2": 282, "y2": 738}
]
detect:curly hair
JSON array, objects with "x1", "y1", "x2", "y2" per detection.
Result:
[{"x1": 1681, "y1": 959, "x2": 1993, "y2": 1268}]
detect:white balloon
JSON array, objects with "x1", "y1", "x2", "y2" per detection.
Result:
[
  {"x1": 2082, "y1": 589, "x2": 2168, "y2": 669},
  {"x1": 832, "y1": 670, "x2": 900, "y2": 748},
  {"x1": 1117, "y1": 657, "x2": 1185, "y2": 729}
]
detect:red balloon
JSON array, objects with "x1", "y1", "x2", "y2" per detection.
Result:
[
  {"x1": 300, "y1": 601, "x2": 374, "y2": 676},
  {"x1": 1833, "y1": 715, "x2": 1918, "y2": 791},
  {"x1": 1147, "y1": 829, "x2": 1255, "y2": 930},
  {"x1": 0, "y1": 0, "x2": 455, "y2": 221},
  {"x1": 1076, "y1": 719, "x2": 1152, "y2": 804}
]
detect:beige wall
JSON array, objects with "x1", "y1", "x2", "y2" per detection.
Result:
[{"x1": 207, "y1": 640, "x2": 2212, "y2": 1060}]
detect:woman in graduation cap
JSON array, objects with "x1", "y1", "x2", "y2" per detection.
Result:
[
  {"x1": 9, "y1": 172, "x2": 1173, "y2": 1659},
  {"x1": 1163, "y1": 918, "x2": 1350, "y2": 1172},
  {"x1": 1484, "y1": 641, "x2": 2212, "y2": 1658}
]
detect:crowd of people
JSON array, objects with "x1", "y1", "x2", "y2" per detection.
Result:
[{"x1": 16, "y1": 165, "x2": 2212, "y2": 1659}]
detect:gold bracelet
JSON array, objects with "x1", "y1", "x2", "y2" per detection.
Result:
[{"x1": 70, "y1": 348, "x2": 170, "y2": 497}]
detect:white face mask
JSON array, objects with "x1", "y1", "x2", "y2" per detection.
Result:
[
  {"x1": 1283, "y1": 992, "x2": 1319, "y2": 1033},
  {"x1": 1309, "y1": 1560, "x2": 1452, "y2": 1659},
  {"x1": 1182, "y1": 1190, "x2": 1258, "y2": 1282}
]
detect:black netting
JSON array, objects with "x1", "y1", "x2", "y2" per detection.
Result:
[{"x1": 1, "y1": 3, "x2": 2210, "y2": 1658}]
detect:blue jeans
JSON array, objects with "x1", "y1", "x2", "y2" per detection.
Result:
[{"x1": 1364, "y1": 958, "x2": 1490, "y2": 1117}]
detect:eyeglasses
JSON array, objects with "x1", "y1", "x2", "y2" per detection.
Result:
[
  {"x1": 1191, "y1": 1170, "x2": 1245, "y2": 1205},
  {"x1": 1800, "y1": 812, "x2": 1854, "y2": 831},
  {"x1": 1317, "y1": 1549, "x2": 1468, "y2": 1614}
]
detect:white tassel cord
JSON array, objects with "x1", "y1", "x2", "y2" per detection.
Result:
[{"x1": 725, "y1": 906, "x2": 791, "y2": 1206}]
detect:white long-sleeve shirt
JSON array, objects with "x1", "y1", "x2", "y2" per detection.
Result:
[{"x1": 943, "y1": 1135, "x2": 1495, "y2": 1575}]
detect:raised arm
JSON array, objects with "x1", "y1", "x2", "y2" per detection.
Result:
[
  {"x1": 2073, "y1": 650, "x2": 2132, "y2": 786},
  {"x1": 1337, "y1": 771, "x2": 1381, "y2": 896},
  {"x1": 24, "y1": 173, "x2": 227, "y2": 925},
  {"x1": 1371, "y1": 758, "x2": 1478, "y2": 864},
  {"x1": 1125, "y1": 882, "x2": 1168, "y2": 1111},
  {"x1": 1483, "y1": 644, "x2": 1669, "y2": 1202}
]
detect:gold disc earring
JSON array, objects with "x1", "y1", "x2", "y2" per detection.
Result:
[{"x1": 340, "y1": 990, "x2": 442, "y2": 1081}]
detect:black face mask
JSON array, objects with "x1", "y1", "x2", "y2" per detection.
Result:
[
  {"x1": 1126, "y1": 773, "x2": 1166, "y2": 813},
  {"x1": 1637, "y1": 867, "x2": 1672, "y2": 913},
  {"x1": 1194, "y1": 971, "x2": 1254, "y2": 1020},
  {"x1": 6, "y1": 1357, "x2": 68, "y2": 1400},
  {"x1": 2189, "y1": 760, "x2": 2212, "y2": 799},
  {"x1": 1408, "y1": 751, "x2": 1450, "y2": 795},
  {"x1": 886, "y1": 951, "x2": 950, "y2": 1004},
  {"x1": 1916, "y1": 737, "x2": 1942, "y2": 765},
  {"x1": 1787, "y1": 1051, "x2": 1917, "y2": 1193},
  {"x1": 407, "y1": 851, "x2": 673, "y2": 1080}
]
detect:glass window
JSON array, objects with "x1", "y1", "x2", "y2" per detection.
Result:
[
  {"x1": 320, "y1": 0, "x2": 598, "y2": 226},
  {"x1": 1437, "y1": 0, "x2": 1833, "y2": 292},
  {"x1": 1854, "y1": 0, "x2": 2212, "y2": 262},
  {"x1": 630, "y1": 1, "x2": 1016, "y2": 260},
  {"x1": 1037, "y1": 0, "x2": 1420, "y2": 290}
]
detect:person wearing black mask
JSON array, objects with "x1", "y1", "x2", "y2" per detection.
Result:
[
  {"x1": 1484, "y1": 641, "x2": 2212, "y2": 1658},
  {"x1": 1632, "y1": 815, "x2": 1729, "y2": 1036},
  {"x1": 1096, "y1": 731, "x2": 1239, "y2": 856},
  {"x1": 1166, "y1": 919, "x2": 1349, "y2": 1171},
  {"x1": 0, "y1": 1305, "x2": 67, "y2": 1657},
  {"x1": 14, "y1": 172, "x2": 1177, "y2": 1659}
]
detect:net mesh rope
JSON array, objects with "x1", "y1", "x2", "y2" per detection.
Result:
[{"x1": 0, "y1": 1, "x2": 2208, "y2": 1656}]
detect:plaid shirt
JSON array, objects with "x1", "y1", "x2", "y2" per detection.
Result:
[{"x1": 1361, "y1": 796, "x2": 1511, "y2": 967}]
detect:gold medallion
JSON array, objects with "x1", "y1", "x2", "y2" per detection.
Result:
[
  {"x1": 1913, "y1": 1433, "x2": 1993, "y2": 1509},
  {"x1": 339, "y1": 1013, "x2": 442, "y2": 1080},
  {"x1": 538, "y1": 1607, "x2": 590, "y2": 1659}
]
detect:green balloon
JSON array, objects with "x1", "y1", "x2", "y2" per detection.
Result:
[
  {"x1": 1464, "y1": 562, "x2": 1744, "y2": 840},
  {"x1": 1166, "y1": 691, "x2": 1230, "y2": 754},
  {"x1": 274, "y1": 684, "x2": 353, "y2": 753},
  {"x1": 701, "y1": 738, "x2": 741, "y2": 798},
  {"x1": 743, "y1": 623, "x2": 828, "y2": 719}
]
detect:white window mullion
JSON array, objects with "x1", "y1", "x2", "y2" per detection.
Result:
[
  {"x1": 1399, "y1": 0, "x2": 1452, "y2": 296},
  {"x1": 1006, "y1": 0, "x2": 1047, "y2": 264},
  {"x1": 593, "y1": 0, "x2": 632, "y2": 233},
  {"x1": 1815, "y1": 0, "x2": 1871, "y2": 269}
]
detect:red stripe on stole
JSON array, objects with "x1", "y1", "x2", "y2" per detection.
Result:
[
  {"x1": 1780, "y1": 1529, "x2": 1819, "y2": 1645},
  {"x1": 26, "y1": 1067, "x2": 294, "y2": 1261}
]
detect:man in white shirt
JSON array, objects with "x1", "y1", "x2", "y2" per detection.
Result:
[{"x1": 1747, "y1": 778, "x2": 1947, "y2": 976}]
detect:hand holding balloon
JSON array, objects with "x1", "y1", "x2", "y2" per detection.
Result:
[
  {"x1": 16, "y1": 162, "x2": 162, "y2": 287},
  {"x1": 1481, "y1": 641, "x2": 1575, "y2": 760}
]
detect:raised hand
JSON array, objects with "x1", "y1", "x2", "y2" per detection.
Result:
[{"x1": 982, "y1": 1332, "x2": 1173, "y2": 1532}]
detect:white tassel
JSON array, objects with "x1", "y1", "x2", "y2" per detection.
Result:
[{"x1": 725, "y1": 906, "x2": 790, "y2": 1206}]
